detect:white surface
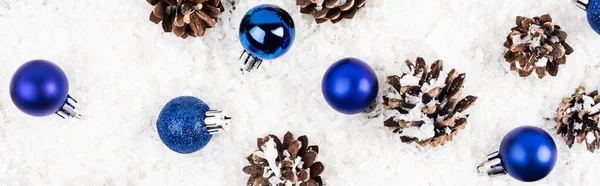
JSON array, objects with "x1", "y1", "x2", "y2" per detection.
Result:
[{"x1": 1, "y1": 0, "x2": 600, "y2": 185}]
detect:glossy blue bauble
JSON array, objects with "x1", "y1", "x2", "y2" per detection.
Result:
[
  {"x1": 156, "y1": 96, "x2": 212, "y2": 154},
  {"x1": 587, "y1": 0, "x2": 600, "y2": 34},
  {"x1": 322, "y1": 58, "x2": 378, "y2": 114},
  {"x1": 499, "y1": 126, "x2": 557, "y2": 182},
  {"x1": 10, "y1": 59, "x2": 69, "y2": 117},
  {"x1": 239, "y1": 4, "x2": 295, "y2": 60}
]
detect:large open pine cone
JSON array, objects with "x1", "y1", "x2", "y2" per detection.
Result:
[
  {"x1": 297, "y1": 0, "x2": 367, "y2": 24},
  {"x1": 243, "y1": 132, "x2": 324, "y2": 186},
  {"x1": 503, "y1": 14, "x2": 574, "y2": 78},
  {"x1": 147, "y1": 0, "x2": 224, "y2": 38},
  {"x1": 555, "y1": 86, "x2": 600, "y2": 153},
  {"x1": 382, "y1": 57, "x2": 478, "y2": 147}
]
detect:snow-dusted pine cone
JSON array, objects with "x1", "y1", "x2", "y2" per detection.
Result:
[
  {"x1": 382, "y1": 57, "x2": 478, "y2": 147},
  {"x1": 242, "y1": 132, "x2": 324, "y2": 186},
  {"x1": 555, "y1": 86, "x2": 600, "y2": 153},
  {"x1": 147, "y1": 0, "x2": 224, "y2": 38},
  {"x1": 297, "y1": 0, "x2": 366, "y2": 24},
  {"x1": 503, "y1": 14, "x2": 574, "y2": 78}
]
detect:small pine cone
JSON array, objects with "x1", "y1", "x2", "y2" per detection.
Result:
[
  {"x1": 555, "y1": 86, "x2": 600, "y2": 153},
  {"x1": 382, "y1": 57, "x2": 478, "y2": 147},
  {"x1": 297, "y1": 0, "x2": 367, "y2": 24},
  {"x1": 242, "y1": 132, "x2": 324, "y2": 186},
  {"x1": 147, "y1": 0, "x2": 224, "y2": 38},
  {"x1": 503, "y1": 14, "x2": 574, "y2": 78}
]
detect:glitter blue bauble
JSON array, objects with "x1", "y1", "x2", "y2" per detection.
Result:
[
  {"x1": 10, "y1": 59, "x2": 69, "y2": 117},
  {"x1": 587, "y1": 0, "x2": 600, "y2": 34},
  {"x1": 157, "y1": 96, "x2": 212, "y2": 154},
  {"x1": 322, "y1": 58, "x2": 378, "y2": 115},
  {"x1": 499, "y1": 126, "x2": 557, "y2": 182},
  {"x1": 239, "y1": 4, "x2": 295, "y2": 60}
]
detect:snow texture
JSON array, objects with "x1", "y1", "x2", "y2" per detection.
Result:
[{"x1": 0, "y1": 0, "x2": 600, "y2": 185}]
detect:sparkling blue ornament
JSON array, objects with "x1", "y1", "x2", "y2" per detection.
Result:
[
  {"x1": 575, "y1": 0, "x2": 600, "y2": 35},
  {"x1": 10, "y1": 59, "x2": 81, "y2": 119},
  {"x1": 156, "y1": 96, "x2": 231, "y2": 154},
  {"x1": 238, "y1": 4, "x2": 295, "y2": 71},
  {"x1": 322, "y1": 57, "x2": 378, "y2": 115},
  {"x1": 477, "y1": 126, "x2": 558, "y2": 182}
]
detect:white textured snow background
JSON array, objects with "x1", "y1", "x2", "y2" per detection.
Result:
[{"x1": 1, "y1": 0, "x2": 600, "y2": 185}]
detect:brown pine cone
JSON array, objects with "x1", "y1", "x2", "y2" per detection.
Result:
[
  {"x1": 555, "y1": 86, "x2": 600, "y2": 153},
  {"x1": 242, "y1": 132, "x2": 324, "y2": 186},
  {"x1": 147, "y1": 0, "x2": 224, "y2": 38},
  {"x1": 297, "y1": 0, "x2": 367, "y2": 24},
  {"x1": 382, "y1": 57, "x2": 478, "y2": 147},
  {"x1": 503, "y1": 14, "x2": 574, "y2": 78}
]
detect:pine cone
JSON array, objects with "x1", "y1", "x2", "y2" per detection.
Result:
[
  {"x1": 382, "y1": 57, "x2": 478, "y2": 147},
  {"x1": 242, "y1": 132, "x2": 324, "y2": 186},
  {"x1": 555, "y1": 86, "x2": 600, "y2": 153},
  {"x1": 147, "y1": 0, "x2": 224, "y2": 38},
  {"x1": 503, "y1": 14, "x2": 574, "y2": 78},
  {"x1": 297, "y1": 0, "x2": 366, "y2": 24}
]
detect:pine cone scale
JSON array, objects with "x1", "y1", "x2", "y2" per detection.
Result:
[
  {"x1": 153, "y1": 1, "x2": 167, "y2": 19},
  {"x1": 325, "y1": 0, "x2": 340, "y2": 8},
  {"x1": 148, "y1": 0, "x2": 162, "y2": 5}
]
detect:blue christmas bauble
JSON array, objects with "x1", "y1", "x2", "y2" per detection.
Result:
[
  {"x1": 239, "y1": 4, "x2": 295, "y2": 60},
  {"x1": 587, "y1": 0, "x2": 600, "y2": 34},
  {"x1": 157, "y1": 96, "x2": 212, "y2": 154},
  {"x1": 499, "y1": 126, "x2": 557, "y2": 182},
  {"x1": 10, "y1": 59, "x2": 70, "y2": 117},
  {"x1": 322, "y1": 58, "x2": 378, "y2": 114}
]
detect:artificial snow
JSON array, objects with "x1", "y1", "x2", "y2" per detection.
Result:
[
  {"x1": 1, "y1": 0, "x2": 600, "y2": 185},
  {"x1": 586, "y1": 131, "x2": 597, "y2": 142}
]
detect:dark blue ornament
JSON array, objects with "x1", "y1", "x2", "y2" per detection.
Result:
[
  {"x1": 575, "y1": 0, "x2": 600, "y2": 35},
  {"x1": 10, "y1": 59, "x2": 81, "y2": 118},
  {"x1": 477, "y1": 126, "x2": 557, "y2": 182},
  {"x1": 238, "y1": 4, "x2": 295, "y2": 71},
  {"x1": 156, "y1": 96, "x2": 231, "y2": 154},
  {"x1": 322, "y1": 58, "x2": 378, "y2": 115}
]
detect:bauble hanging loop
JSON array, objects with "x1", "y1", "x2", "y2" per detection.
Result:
[
  {"x1": 573, "y1": 0, "x2": 600, "y2": 35},
  {"x1": 477, "y1": 126, "x2": 558, "y2": 182},
  {"x1": 238, "y1": 4, "x2": 295, "y2": 72},
  {"x1": 322, "y1": 57, "x2": 378, "y2": 115},
  {"x1": 10, "y1": 59, "x2": 81, "y2": 119},
  {"x1": 156, "y1": 96, "x2": 231, "y2": 154}
]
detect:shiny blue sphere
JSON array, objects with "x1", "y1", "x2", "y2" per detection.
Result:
[
  {"x1": 239, "y1": 4, "x2": 295, "y2": 60},
  {"x1": 156, "y1": 96, "x2": 212, "y2": 154},
  {"x1": 322, "y1": 58, "x2": 378, "y2": 115},
  {"x1": 10, "y1": 59, "x2": 69, "y2": 117},
  {"x1": 587, "y1": 0, "x2": 600, "y2": 34},
  {"x1": 499, "y1": 126, "x2": 557, "y2": 182}
]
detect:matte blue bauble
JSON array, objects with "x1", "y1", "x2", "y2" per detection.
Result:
[
  {"x1": 322, "y1": 58, "x2": 378, "y2": 114},
  {"x1": 499, "y1": 126, "x2": 557, "y2": 182},
  {"x1": 157, "y1": 96, "x2": 212, "y2": 154},
  {"x1": 10, "y1": 59, "x2": 69, "y2": 117},
  {"x1": 587, "y1": 0, "x2": 600, "y2": 34},
  {"x1": 239, "y1": 4, "x2": 295, "y2": 60}
]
